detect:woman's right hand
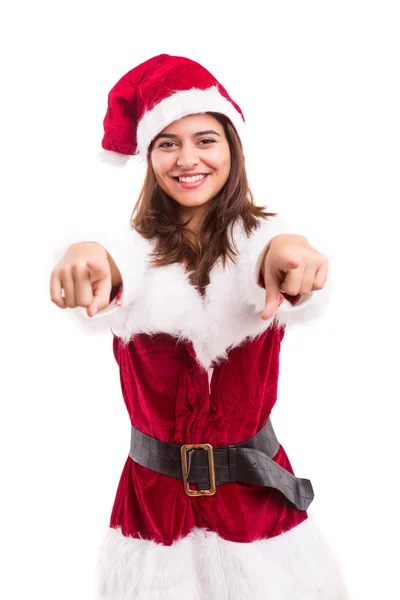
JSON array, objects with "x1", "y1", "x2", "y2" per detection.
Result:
[{"x1": 50, "y1": 242, "x2": 117, "y2": 317}]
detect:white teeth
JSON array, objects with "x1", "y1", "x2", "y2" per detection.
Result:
[{"x1": 178, "y1": 174, "x2": 207, "y2": 183}]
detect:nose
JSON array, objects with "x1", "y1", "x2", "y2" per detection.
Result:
[{"x1": 176, "y1": 143, "x2": 200, "y2": 168}]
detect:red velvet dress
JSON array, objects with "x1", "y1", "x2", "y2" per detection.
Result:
[
  {"x1": 109, "y1": 323, "x2": 307, "y2": 546},
  {"x1": 60, "y1": 220, "x2": 348, "y2": 598}
]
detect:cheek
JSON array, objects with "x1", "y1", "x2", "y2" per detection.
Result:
[
  {"x1": 219, "y1": 154, "x2": 231, "y2": 182},
  {"x1": 151, "y1": 153, "x2": 174, "y2": 180},
  {"x1": 216, "y1": 144, "x2": 231, "y2": 169}
]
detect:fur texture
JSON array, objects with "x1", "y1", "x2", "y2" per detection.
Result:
[
  {"x1": 136, "y1": 86, "x2": 246, "y2": 161},
  {"x1": 54, "y1": 218, "x2": 331, "y2": 368},
  {"x1": 95, "y1": 511, "x2": 350, "y2": 600}
]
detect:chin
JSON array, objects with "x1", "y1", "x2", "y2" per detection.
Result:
[
  {"x1": 181, "y1": 198, "x2": 209, "y2": 207},
  {"x1": 173, "y1": 194, "x2": 211, "y2": 209}
]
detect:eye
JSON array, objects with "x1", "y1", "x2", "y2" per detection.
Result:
[
  {"x1": 158, "y1": 141, "x2": 177, "y2": 149},
  {"x1": 198, "y1": 138, "x2": 216, "y2": 145}
]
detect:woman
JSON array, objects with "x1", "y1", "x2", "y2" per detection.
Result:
[{"x1": 50, "y1": 54, "x2": 349, "y2": 599}]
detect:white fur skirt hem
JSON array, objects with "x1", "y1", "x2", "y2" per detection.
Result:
[{"x1": 95, "y1": 512, "x2": 350, "y2": 600}]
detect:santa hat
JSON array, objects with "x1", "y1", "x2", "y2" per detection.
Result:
[{"x1": 101, "y1": 54, "x2": 246, "y2": 163}]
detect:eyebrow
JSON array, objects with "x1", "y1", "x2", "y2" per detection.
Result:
[{"x1": 154, "y1": 130, "x2": 221, "y2": 142}]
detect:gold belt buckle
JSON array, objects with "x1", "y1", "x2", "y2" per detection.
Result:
[{"x1": 180, "y1": 443, "x2": 216, "y2": 497}]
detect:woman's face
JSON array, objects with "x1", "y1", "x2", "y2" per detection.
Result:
[{"x1": 150, "y1": 113, "x2": 231, "y2": 216}]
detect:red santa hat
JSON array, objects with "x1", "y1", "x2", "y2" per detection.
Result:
[{"x1": 101, "y1": 54, "x2": 246, "y2": 163}]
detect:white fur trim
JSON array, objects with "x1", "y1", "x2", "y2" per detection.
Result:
[
  {"x1": 136, "y1": 86, "x2": 246, "y2": 161},
  {"x1": 96, "y1": 149, "x2": 136, "y2": 167},
  {"x1": 53, "y1": 218, "x2": 330, "y2": 366},
  {"x1": 94, "y1": 511, "x2": 350, "y2": 600},
  {"x1": 107, "y1": 219, "x2": 288, "y2": 369}
]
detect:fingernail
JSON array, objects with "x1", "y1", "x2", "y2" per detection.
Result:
[{"x1": 278, "y1": 294, "x2": 284, "y2": 306}]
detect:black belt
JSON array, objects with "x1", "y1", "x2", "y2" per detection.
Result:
[{"x1": 129, "y1": 419, "x2": 314, "y2": 511}]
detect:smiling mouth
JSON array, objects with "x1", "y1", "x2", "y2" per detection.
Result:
[
  {"x1": 173, "y1": 174, "x2": 210, "y2": 182},
  {"x1": 172, "y1": 173, "x2": 210, "y2": 189}
]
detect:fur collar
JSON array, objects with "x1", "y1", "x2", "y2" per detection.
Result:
[{"x1": 60, "y1": 218, "x2": 329, "y2": 369}]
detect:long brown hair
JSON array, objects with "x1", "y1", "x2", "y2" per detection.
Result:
[{"x1": 131, "y1": 112, "x2": 277, "y2": 293}]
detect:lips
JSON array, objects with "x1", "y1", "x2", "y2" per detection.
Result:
[
  {"x1": 173, "y1": 173, "x2": 209, "y2": 181},
  {"x1": 173, "y1": 173, "x2": 210, "y2": 189}
]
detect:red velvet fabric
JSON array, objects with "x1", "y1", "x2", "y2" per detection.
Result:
[{"x1": 109, "y1": 325, "x2": 308, "y2": 546}]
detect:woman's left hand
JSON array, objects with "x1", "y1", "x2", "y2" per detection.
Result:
[{"x1": 260, "y1": 235, "x2": 329, "y2": 321}]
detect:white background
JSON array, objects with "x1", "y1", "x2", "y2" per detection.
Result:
[{"x1": 1, "y1": 1, "x2": 399, "y2": 598}]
